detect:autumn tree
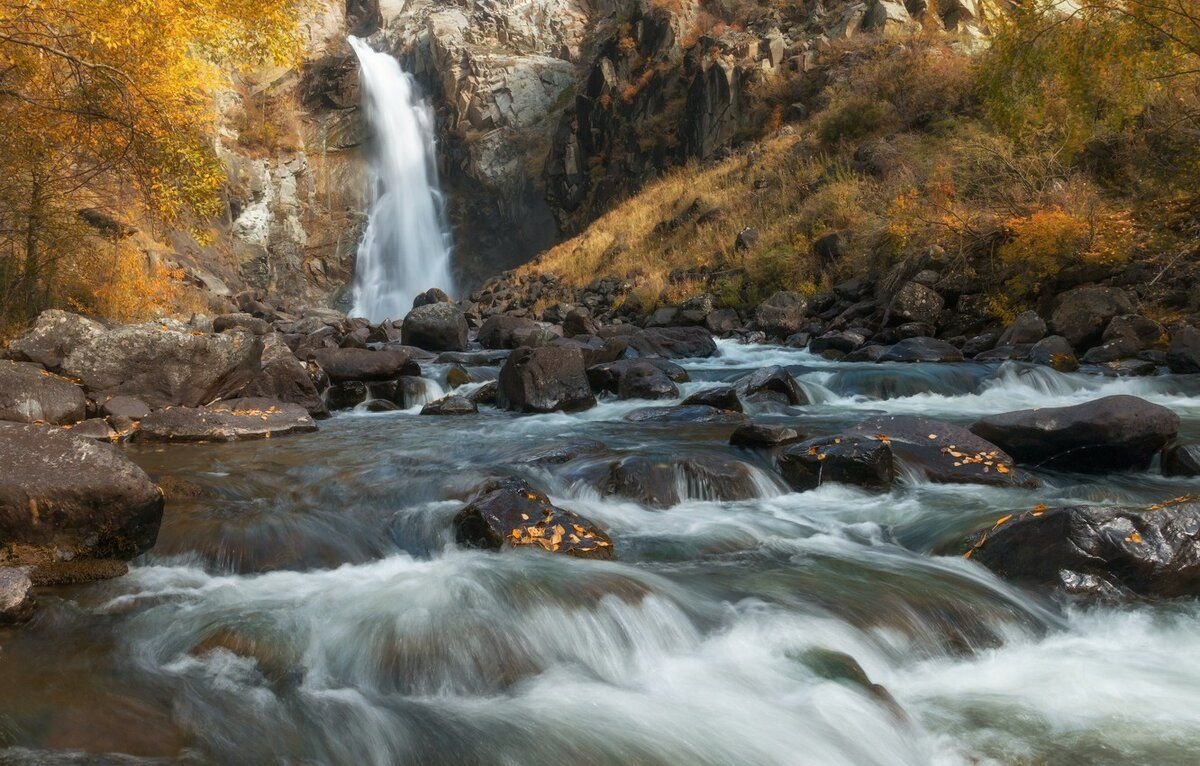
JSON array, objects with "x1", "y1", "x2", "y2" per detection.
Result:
[{"x1": 0, "y1": 0, "x2": 307, "y2": 328}]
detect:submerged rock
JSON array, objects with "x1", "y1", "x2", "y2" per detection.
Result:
[
  {"x1": 970, "y1": 395, "x2": 1179, "y2": 472},
  {"x1": 561, "y1": 453, "x2": 768, "y2": 508},
  {"x1": 0, "y1": 422, "x2": 163, "y2": 583},
  {"x1": 497, "y1": 345, "x2": 596, "y2": 413},
  {"x1": 729, "y1": 423, "x2": 804, "y2": 449},
  {"x1": 453, "y1": 478, "x2": 613, "y2": 559},
  {"x1": 966, "y1": 499, "x2": 1200, "y2": 599},
  {"x1": 624, "y1": 405, "x2": 748, "y2": 425},
  {"x1": 138, "y1": 398, "x2": 317, "y2": 442},
  {"x1": 0, "y1": 360, "x2": 87, "y2": 425},
  {"x1": 778, "y1": 435, "x2": 895, "y2": 491}
]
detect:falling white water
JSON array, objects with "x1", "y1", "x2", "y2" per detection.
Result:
[{"x1": 348, "y1": 36, "x2": 454, "y2": 322}]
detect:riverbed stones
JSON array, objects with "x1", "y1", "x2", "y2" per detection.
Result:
[
  {"x1": 7, "y1": 309, "x2": 106, "y2": 369},
  {"x1": 60, "y1": 320, "x2": 263, "y2": 408},
  {"x1": 0, "y1": 422, "x2": 163, "y2": 583},
  {"x1": 969, "y1": 395, "x2": 1179, "y2": 472},
  {"x1": 310, "y1": 347, "x2": 419, "y2": 382},
  {"x1": 402, "y1": 303, "x2": 469, "y2": 352},
  {"x1": 453, "y1": 478, "x2": 613, "y2": 560},
  {"x1": 497, "y1": 345, "x2": 596, "y2": 413},
  {"x1": 0, "y1": 361, "x2": 87, "y2": 425},
  {"x1": 138, "y1": 398, "x2": 318, "y2": 442},
  {"x1": 966, "y1": 499, "x2": 1200, "y2": 599},
  {"x1": 778, "y1": 435, "x2": 895, "y2": 491}
]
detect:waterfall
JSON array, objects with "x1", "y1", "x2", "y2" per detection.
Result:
[{"x1": 348, "y1": 36, "x2": 454, "y2": 322}]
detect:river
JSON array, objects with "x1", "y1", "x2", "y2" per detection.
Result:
[{"x1": 3, "y1": 341, "x2": 1200, "y2": 765}]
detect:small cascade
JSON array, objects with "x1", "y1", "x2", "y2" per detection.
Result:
[{"x1": 348, "y1": 36, "x2": 454, "y2": 322}]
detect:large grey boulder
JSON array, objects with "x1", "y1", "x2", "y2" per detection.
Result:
[
  {"x1": 1167, "y1": 325, "x2": 1200, "y2": 374},
  {"x1": 0, "y1": 567, "x2": 35, "y2": 625},
  {"x1": 498, "y1": 345, "x2": 596, "y2": 413},
  {"x1": 60, "y1": 320, "x2": 262, "y2": 408},
  {"x1": 0, "y1": 361, "x2": 87, "y2": 425},
  {"x1": 886, "y1": 282, "x2": 944, "y2": 327},
  {"x1": 402, "y1": 302, "x2": 469, "y2": 352},
  {"x1": 997, "y1": 311, "x2": 1046, "y2": 347},
  {"x1": 1049, "y1": 286, "x2": 1134, "y2": 351},
  {"x1": 0, "y1": 422, "x2": 163, "y2": 583},
  {"x1": 7, "y1": 309, "x2": 106, "y2": 369},
  {"x1": 754, "y1": 291, "x2": 808, "y2": 338}
]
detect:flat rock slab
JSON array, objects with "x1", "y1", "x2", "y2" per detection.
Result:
[
  {"x1": 139, "y1": 398, "x2": 317, "y2": 442},
  {"x1": 0, "y1": 422, "x2": 163, "y2": 582}
]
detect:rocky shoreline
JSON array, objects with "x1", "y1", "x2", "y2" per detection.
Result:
[{"x1": 2, "y1": 283, "x2": 1199, "y2": 624}]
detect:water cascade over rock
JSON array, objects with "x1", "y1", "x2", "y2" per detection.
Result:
[{"x1": 348, "y1": 36, "x2": 453, "y2": 321}]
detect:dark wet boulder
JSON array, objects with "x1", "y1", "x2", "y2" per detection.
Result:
[
  {"x1": 754, "y1": 291, "x2": 808, "y2": 338},
  {"x1": 7, "y1": 309, "x2": 106, "y2": 369},
  {"x1": 886, "y1": 282, "x2": 944, "y2": 327},
  {"x1": 778, "y1": 435, "x2": 894, "y2": 491},
  {"x1": 325, "y1": 381, "x2": 368, "y2": 410},
  {"x1": 730, "y1": 423, "x2": 804, "y2": 449},
  {"x1": 436, "y1": 350, "x2": 510, "y2": 367},
  {"x1": 365, "y1": 399, "x2": 401, "y2": 412},
  {"x1": 810, "y1": 330, "x2": 867, "y2": 355},
  {"x1": 138, "y1": 398, "x2": 318, "y2": 442},
  {"x1": 682, "y1": 385, "x2": 743, "y2": 412},
  {"x1": 446, "y1": 364, "x2": 472, "y2": 389},
  {"x1": 1049, "y1": 286, "x2": 1134, "y2": 351},
  {"x1": 587, "y1": 358, "x2": 688, "y2": 396},
  {"x1": 965, "y1": 499, "x2": 1200, "y2": 599},
  {"x1": 627, "y1": 326, "x2": 717, "y2": 359},
  {"x1": 100, "y1": 395, "x2": 151, "y2": 421},
  {"x1": 878, "y1": 337, "x2": 964, "y2": 364},
  {"x1": 1162, "y1": 442, "x2": 1200, "y2": 477},
  {"x1": 624, "y1": 405, "x2": 748, "y2": 425},
  {"x1": 970, "y1": 395, "x2": 1179, "y2": 472},
  {"x1": 420, "y1": 395, "x2": 478, "y2": 416},
  {"x1": 401, "y1": 302, "x2": 468, "y2": 352},
  {"x1": 998, "y1": 311, "x2": 1046, "y2": 347},
  {"x1": 705, "y1": 308, "x2": 741, "y2": 335},
  {"x1": 497, "y1": 345, "x2": 596, "y2": 413},
  {"x1": 0, "y1": 422, "x2": 163, "y2": 584},
  {"x1": 240, "y1": 349, "x2": 326, "y2": 416},
  {"x1": 846, "y1": 415, "x2": 1038, "y2": 488},
  {"x1": 735, "y1": 366, "x2": 808, "y2": 406},
  {"x1": 1104, "y1": 314, "x2": 1166, "y2": 348},
  {"x1": 477, "y1": 315, "x2": 543, "y2": 349},
  {"x1": 60, "y1": 320, "x2": 262, "y2": 408},
  {"x1": 512, "y1": 439, "x2": 609, "y2": 466},
  {"x1": 563, "y1": 307, "x2": 599, "y2": 338},
  {"x1": 615, "y1": 362, "x2": 680, "y2": 400},
  {"x1": 0, "y1": 361, "x2": 87, "y2": 425},
  {"x1": 562, "y1": 453, "x2": 769, "y2": 508},
  {"x1": 468, "y1": 380, "x2": 499, "y2": 406},
  {"x1": 1028, "y1": 335, "x2": 1079, "y2": 372},
  {"x1": 412, "y1": 287, "x2": 452, "y2": 309},
  {"x1": 844, "y1": 345, "x2": 889, "y2": 362},
  {"x1": 213, "y1": 313, "x2": 271, "y2": 335},
  {"x1": 962, "y1": 333, "x2": 1000, "y2": 357},
  {"x1": 1167, "y1": 325, "x2": 1200, "y2": 374},
  {"x1": 973, "y1": 345, "x2": 1032, "y2": 363},
  {"x1": 453, "y1": 477, "x2": 613, "y2": 559},
  {"x1": 310, "y1": 347, "x2": 419, "y2": 382}
]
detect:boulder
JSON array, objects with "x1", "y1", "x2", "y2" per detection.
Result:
[
  {"x1": 7, "y1": 309, "x2": 106, "y2": 369},
  {"x1": 0, "y1": 422, "x2": 163, "y2": 583},
  {"x1": 970, "y1": 395, "x2": 1179, "y2": 472},
  {"x1": 1162, "y1": 442, "x2": 1200, "y2": 477},
  {"x1": 563, "y1": 308, "x2": 599, "y2": 338},
  {"x1": 497, "y1": 346, "x2": 596, "y2": 413},
  {"x1": 420, "y1": 395, "x2": 478, "y2": 416},
  {"x1": 1104, "y1": 314, "x2": 1166, "y2": 348},
  {"x1": 138, "y1": 398, "x2": 318, "y2": 442},
  {"x1": 1049, "y1": 286, "x2": 1134, "y2": 351},
  {"x1": 477, "y1": 315, "x2": 543, "y2": 349},
  {"x1": 615, "y1": 362, "x2": 680, "y2": 400},
  {"x1": 735, "y1": 366, "x2": 808, "y2": 406},
  {"x1": 0, "y1": 567, "x2": 35, "y2": 625},
  {"x1": 469, "y1": 380, "x2": 499, "y2": 406},
  {"x1": 0, "y1": 361, "x2": 87, "y2": 425},
  {"x1": 325, "y1": 381, "x2": 368, "y2": 410},
  {"x1": 213, "y1": 313, "x2": 271, "y2": 335},
  {"x1": 68, "y1": 418, "x2": 118, "y2": 442},
  {"x1": 100, "y1": 395, "x2": 151, "y2": 421},
  {"x1": 310, "y1": 347, "x2": 419, "y2": 382},
  {"x1": 754, "y1": 292, "x2": 809, "y2": 338},
  {"x1": 778, "y1": 435, "x2": 894, "y2": 491},
  {"x1": 562, "y1": 453, "x2": 768, "y2": 508},
  {"x1": 626, "y1": 327, "x2": 718, "y2": 359},
  {"x1": 730, "y1": 423, "x2": 804, "y2": 449},
  {"x1": 997, "y1": 311, "x2": 1046, "y2": 347},
  {"x1": 1028, "y1": 335, "x2": 1079, "y2": 371},
  {"x1": 878, "y1": 337, "x2": 964, "y2": 363},
  {"x1": 705, "y1": 309, "x2": 741, "y2": 335},
  {"x1": 60, "y1": 320, "x2": 262, "y2": 408},
  {"x1": 412, "y1": 287, "x2": 452, "y2": 309},
  {"x1": 402, "y1": 303, "x2": 469, "y2": 352},
  {"x1": 965, "y1": 499, "x2": 1200, "y2": 599},
  {"x1": 887, "y1": 282, "x2": 944, "y2": 327},
  {"x1": 624, "y1": 405, "x2": 748, "y2": 425},
  {"x1": 512, "y1": 439, "x2": 609, "y2": 466},
  {"x1": 846, "y1": 415, "x2": 1038, "y2": 488},
  {"x1": 681, "y1": 385, "x2": 743, "y2": 412},
  {"x1": 587, "y1": 358, "x2": 688, "y2": 395},
  {"x1": 453, "y1": 478, "x2": 613, "y2": 560},
  {"x1": 1167, "y1": 325, "x2": 1200, "y2": 374},
  {"x1": 810, "y1": 330, "x2": 867, "y2": 355},
  {"x1": 240, "y1": 355, "x2": 326, "y2": 416}
]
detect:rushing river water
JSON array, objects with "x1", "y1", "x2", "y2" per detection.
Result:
[{"x1": 4, "y1": 341, "x2": 1200, "y2": 765}]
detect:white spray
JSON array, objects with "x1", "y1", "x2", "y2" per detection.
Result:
[{"x1": 348, "y1": 36, "x2": 454, "y2": 322}]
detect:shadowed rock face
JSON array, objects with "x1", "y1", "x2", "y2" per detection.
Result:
[
  {"x1": 969, "y1": 395, "x2": 1179, "y2": 472},
  {"x1": 966, "y1": 500, "x2": 1200, "y2": 600},
  {"x1": 0, "y1": 423, "x2": 163, "y2": 583}
]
